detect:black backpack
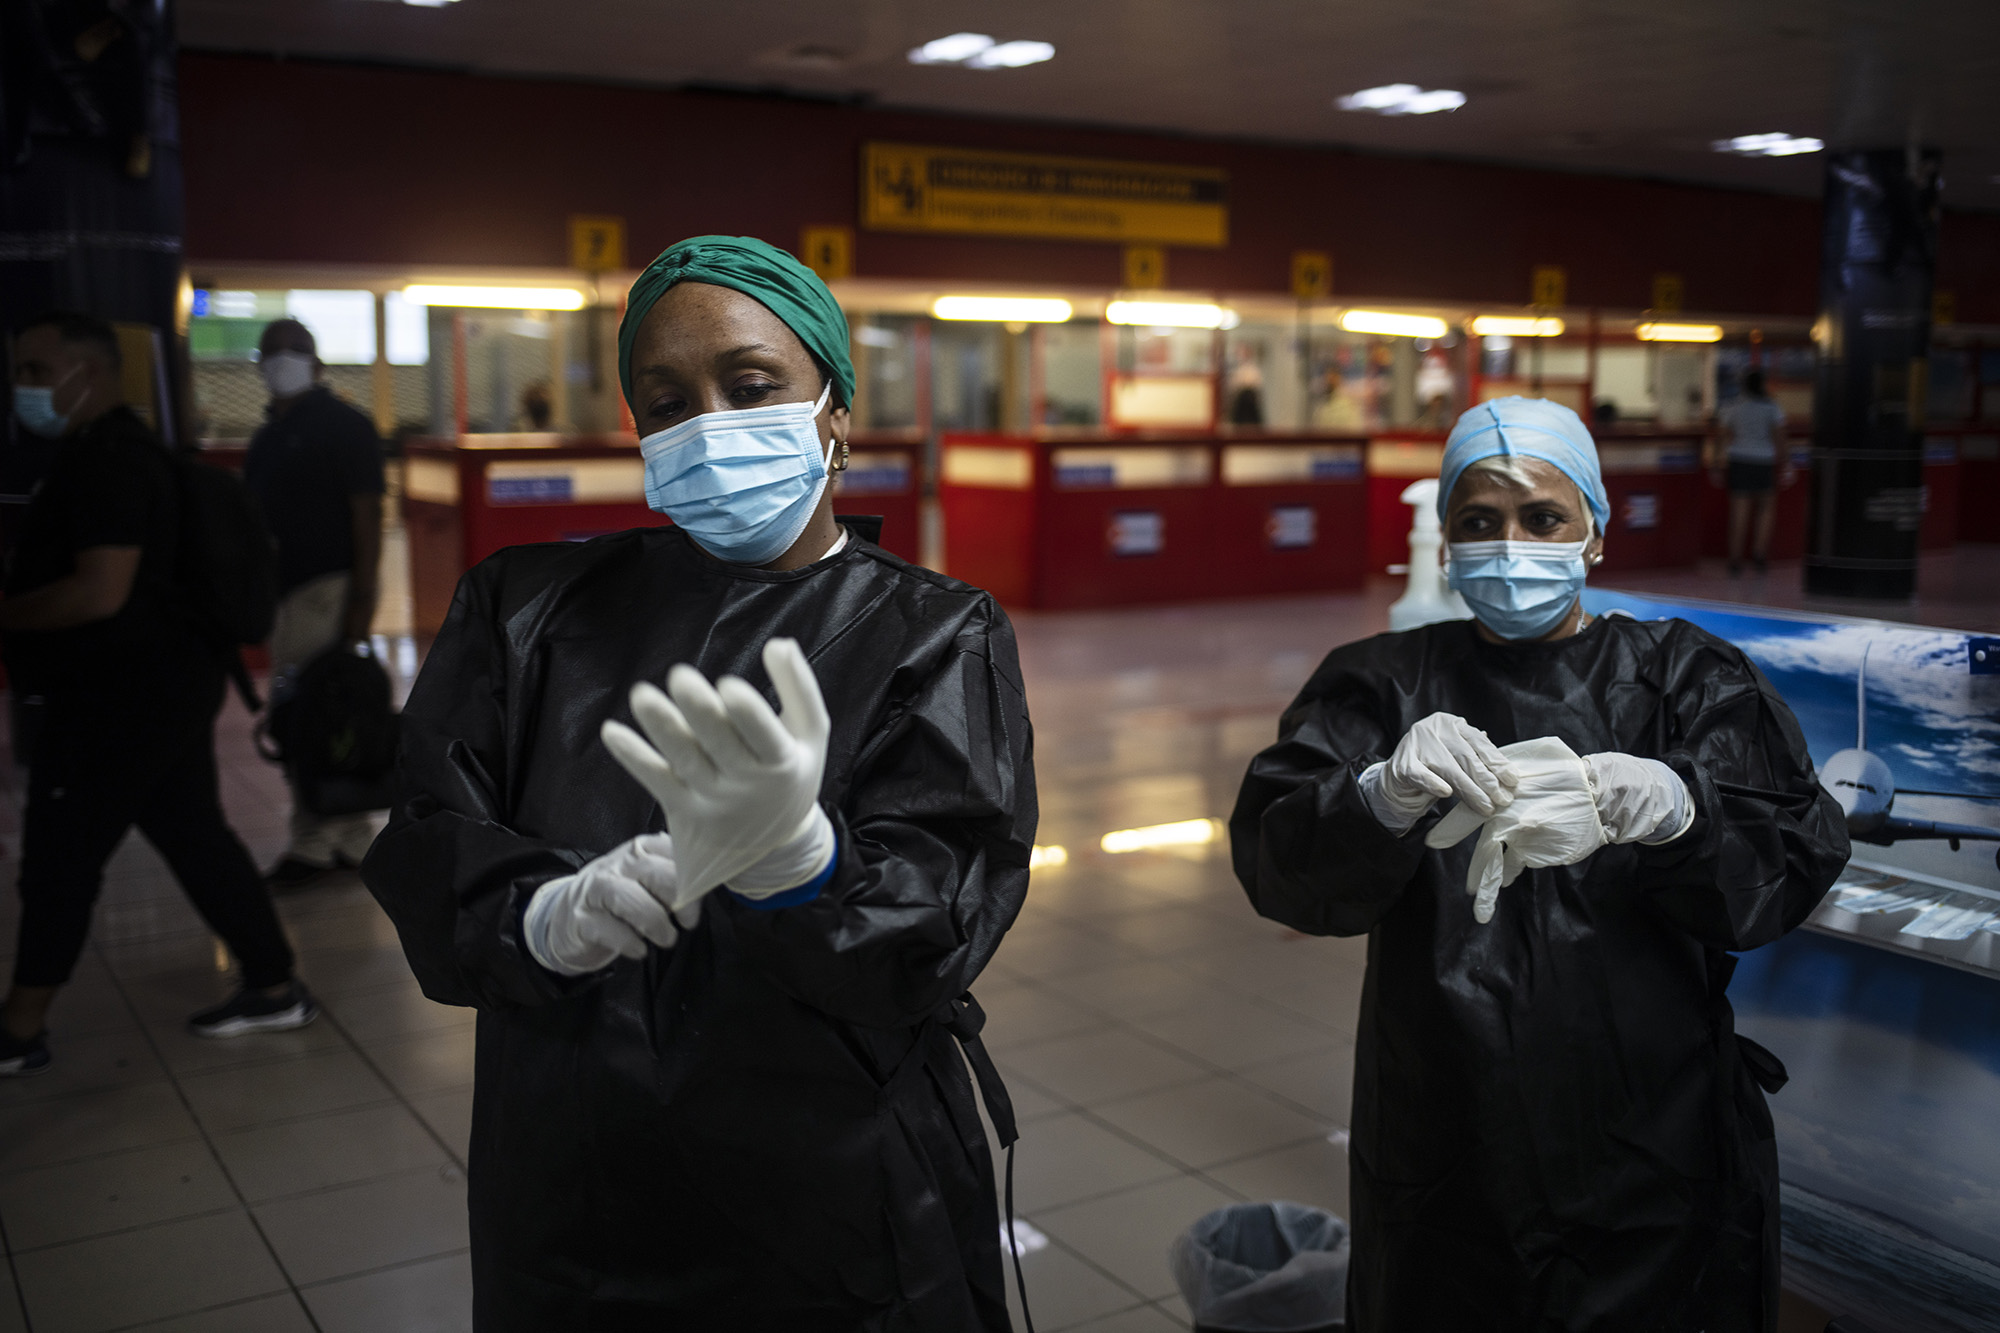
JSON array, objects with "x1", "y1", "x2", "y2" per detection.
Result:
[
  {"x1": 175, "y1": 457, "x2": 279, "y2": 704},
  {"x1": 257, "y1": 645, "x2": 400, "y2": 816}
]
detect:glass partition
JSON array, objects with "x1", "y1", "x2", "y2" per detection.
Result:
[
  {"x1": 851, "y1": 314, "x2": 921, "y2": 431},
  {"x1": 188, "y1": 287, "x2": 432, "y2": 442},
  {"x1": 1040, "y1": 320, "x2": 1101, "y2": 427}
]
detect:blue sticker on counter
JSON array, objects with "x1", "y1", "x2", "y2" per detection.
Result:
[
  {"x1": 1267, "y1": 505, "x2": 1316, "y2": 550},
  {"x1": 1622, "y1": 493, "x2": 1659, "y2": 531},
  {"x1": 1057, "y1": 464, "x2": 1117, "y2": 489},
  {"x1": 490, "y1": 475, "x2": 574, "y2": 505},
  {"x1": 1108, "y1": 510, "x2": 1164, "y2": 557},
  {"x1": 836, "y1": 455, "x2": 911, "y2": 496},
  {"x1": 1309, "y1": 455, "x2": 1363, "y2": 481}
]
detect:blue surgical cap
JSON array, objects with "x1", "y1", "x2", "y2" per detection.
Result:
[{"x1": 1438, "y1": 396, "x2": 1610, "y2": 532}]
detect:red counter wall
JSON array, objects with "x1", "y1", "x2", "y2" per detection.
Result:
[{"x1": 177, "y1": 53, "x2": 2000, "y2": 321}]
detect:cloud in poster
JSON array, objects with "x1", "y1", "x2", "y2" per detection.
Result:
[{"x1": 1728, "y1": 623, "x2": 2000, "y2": 781}]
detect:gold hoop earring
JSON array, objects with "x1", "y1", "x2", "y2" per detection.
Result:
[{"x1": 834, "y1": 440, "x2": 850, "y2": 472}]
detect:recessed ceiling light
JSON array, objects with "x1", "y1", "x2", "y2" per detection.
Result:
[
  {"x1": 909, "y1": 32, "x2": 1054, "y2": 68},
  {"x1": 967, "y1": 40, "x2": 1054, "y2": 69},
  {"x1": 1337, "y1": 84, "x2": 1465, "y2": 116},
  {"x1": 1339, "y1": 309, "x2": 1450, "y2": 338},
  {"x1": 1713, "y1": 133, "x2": 1823, "y2": 157},
  {"x1": 932, "y1": 296, "x2": 1073, "y2": 323},
  {"x1": 909, "y1": 33, "x2": 993, "y2": 64},
  {"x1": 1636, "y1": 322, "x2": 1725, "y2": 343},
  {"x1": 1106, "y1": 301, "x2": 1236, "y2": 329}
]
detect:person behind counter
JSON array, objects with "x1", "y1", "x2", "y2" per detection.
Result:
[
  {"x1": 361, "y1": 235, "x2": 1037, "y2": 1331},
  {"x1": 1230, "y1": 396, "x2": 1848, "y2": 1333},
  {"x1": 1712, "y1": 369, "x2": 1791, "y2": 577}
]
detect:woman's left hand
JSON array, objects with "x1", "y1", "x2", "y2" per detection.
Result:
[{"x1": 600, "y1": 637, "x2": 833, "y2": 904}]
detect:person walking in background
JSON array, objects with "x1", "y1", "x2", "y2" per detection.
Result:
[
  {"x1": 1713, "y1": 369, "x2": 1790, "y2": 576},
  {"x1": 0, "y1": 312, "x2": 316, "y2": 1075},
  {"x1": 244, "y1": 318, "x2": 386, "y2": 886}
]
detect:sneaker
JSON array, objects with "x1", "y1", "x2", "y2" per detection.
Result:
[
  {"x1": 188, "y1": 984, "x2": 319, "y2": 1039},
  {"x1": 0, "y1": 1029, "x2": 51, "y2": 1077},
  {"x1": 265, "y1": 856, "x2": 340, "y2": 889}
]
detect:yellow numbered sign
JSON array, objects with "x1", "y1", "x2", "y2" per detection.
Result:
[
  {"x1": 569, "y1": 215, "x2": 627, "y2": 272},
  {"x1": 1651, "y1": 272, "x2": 1684, "y2": 314},
  {"x1": 1123, "y1": 245, "x2": 1167, "y2": 290},
  {"x1": 1291, "y1": 250, "x2": 1332, "y2": 301},
  {"x1": 801, "y1": 226, "x2": 854, "y2": 281},
  {"x1": 1531, "y1": 265, "x2": 1567, "y2": 309}
]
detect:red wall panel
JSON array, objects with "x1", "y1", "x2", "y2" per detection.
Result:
[{"x1": 176, "y1": 53, "x2": 2000, "y2": 323}]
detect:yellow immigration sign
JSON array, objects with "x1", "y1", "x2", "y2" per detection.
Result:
[{"x1": 862, "y1": 142, "x2": 1227, "y2": 247}]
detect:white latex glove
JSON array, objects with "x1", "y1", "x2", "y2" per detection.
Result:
[
  {"x1": 1361, "y1": 712, "x2": 1520, "y2": 832},
  {"x1": 1425, "y1": 736, "x2": 1608, "y2": 924},
  {"x1": 1585, "y1": 752, "x2": 1694, "y2": 845},
  {"x1": 522, "y1": 834, "x2": 700, "y2": 976},
  {"x1": 600, "y1": 637, "x2": 835, "y2": 905}
]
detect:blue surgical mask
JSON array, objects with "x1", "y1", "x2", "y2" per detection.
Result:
[
  {"x1": 639, "y1": 383, "x2": 834, "y2": 565},
  {"x1": 12, "y1": 383, "x2": 71, "y2": 439},
  {"x1": 1446, "y1": 539, "x2": 1590, "y2": 640}
]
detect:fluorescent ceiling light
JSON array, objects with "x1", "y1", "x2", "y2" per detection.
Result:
[
  {"x1": 403, "y1": 285, "x2": 586, "y2": 310},
  {"x1": 1106, "y1": 300, "x2": 1234, "y2": 329},
  {"x1": 968, "y1": 40, "x2": 1054, "y2": 68},
  {"x1": 932, "y1": 295, "x2": 1072, "y2": 322},
  {"x1": 1339, "y1": 309, "x2": 1449, "y2": 339},
  {"x1": 1471, "y1": 315, "x2": 1565, "y2": 337},
  {"x1": 1029, "y1": 844, "x2": 1069, "y2": 869},
  {"x1": 1636, "y1": 322, "x2": 1724, "y2": 342},
  {"x1": 400, "y1": 0, "x2": 461, "y2": 7},
  {"x1": 1712, "y1": 133, "x2": 1823, "y2": 157},
  {"x1": 1337, "y1": 83, "x2": 1466, "y2": 116},
  {"x1": 1100, "y1": 818, "x2": 1223, "y2": 854},
  {"x1": 909, "y1": 32, "x2": 994, "y2": 64}
]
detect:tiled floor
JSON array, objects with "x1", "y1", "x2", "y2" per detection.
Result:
[{"x1": 0, "y1": 545, "x2": 1985, "y2": 1331}]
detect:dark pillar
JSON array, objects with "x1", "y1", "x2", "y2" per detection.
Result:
[
  {"x1": 1804, "y1": 147, "x2": 1942, "y2": 599},
  {"x1": 0, "y1": 1, "x2": 186, "y2": 458}
]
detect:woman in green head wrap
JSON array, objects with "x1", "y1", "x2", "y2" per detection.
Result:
[
  {"x1": 621, "y1": 234, "x2": 859, "y2": 569},
  {"x1": 364, "y1": 236, "x2": 1036, "y2": 1330}
]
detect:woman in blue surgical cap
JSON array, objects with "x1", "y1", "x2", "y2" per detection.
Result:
[
  {"x1": 1230, "y1": 397, "x2": 1848, "y2": 1333},
  {"x1": 364, "y1": 237, "x2": 1034, "y2": 1331}
]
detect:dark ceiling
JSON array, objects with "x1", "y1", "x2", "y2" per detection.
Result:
[{"x1": 182, "y1": 0, "x2": 2000, "y2": 209}]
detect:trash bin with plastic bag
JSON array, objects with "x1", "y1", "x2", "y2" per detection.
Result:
[{"x1": 1169, "y1": 1201, "x2": 1349, "y2": 1332}]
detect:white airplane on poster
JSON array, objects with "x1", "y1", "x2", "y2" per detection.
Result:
[{"x1": 1818, "y1": 644, "x2": 2000, "y2": 868}]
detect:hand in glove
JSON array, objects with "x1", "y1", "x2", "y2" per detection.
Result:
[
  {"x1": 1360, "y1": 712, "x2": 1520, "y2": 832},
  {"x1": 1425, "y1": 736, "x2": 1607, "y2": 924},
  {"x1": 1584, "y1": 752, "x2": 1694, "y2": 845},
  {"x1": 600, "y1": 637, "x2": 835, "y2": 906},
  {"x1": 522, "y1": 833, "x2": 701, "y2": 976}
]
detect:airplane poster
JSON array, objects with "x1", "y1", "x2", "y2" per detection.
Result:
[{"x1": 1583, "y1": 588, "x2": 2000, "y2": 1332}]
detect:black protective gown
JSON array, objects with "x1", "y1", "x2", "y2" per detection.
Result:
[
  {"x1": 1230, "y1": 615, "x2": 1848, "y2": 1333},
  {"x1": 362, "y1": 524, "x2": 1036, "y2": 1332}
]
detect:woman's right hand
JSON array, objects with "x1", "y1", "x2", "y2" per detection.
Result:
[{"x1": 1378, "y1": 712, "x2": 1520, "y2": 819}]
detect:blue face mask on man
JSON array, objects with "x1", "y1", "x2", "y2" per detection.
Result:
[
  {"x1": 1446, "y1": 538, "x2": 1591, "y2": 640},
  {"x1": 639, "y1": 382, "x2": 835, "y2": 565},
  {"x1": 12, "y1": 366, "x2": 80, "y2": 439}
]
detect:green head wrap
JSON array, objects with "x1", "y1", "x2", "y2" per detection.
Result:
[{"x1": 617, "y1": 234, "x2": 854, "y2": 415}]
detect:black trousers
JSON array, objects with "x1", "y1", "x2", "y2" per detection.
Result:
[{"x1": 12, "y1": 663, "x2": 294, "y2": 990}]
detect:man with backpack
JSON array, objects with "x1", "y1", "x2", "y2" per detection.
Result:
[
  {"x1": 0, "y1": 311, "x2": 314, "y2": 1076},
  {"x1": 243, "y1": 318, "x2": 386, "y2": 886}
]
